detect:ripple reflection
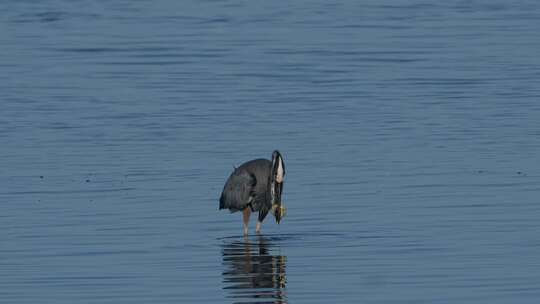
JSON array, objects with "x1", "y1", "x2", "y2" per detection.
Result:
[{"x1": 221, "y1": 236, "x2": 287, "y2": 304}]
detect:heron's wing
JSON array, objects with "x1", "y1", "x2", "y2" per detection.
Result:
[{"x1": 219, "y1": 170, "x2": 256, "y2": 211}]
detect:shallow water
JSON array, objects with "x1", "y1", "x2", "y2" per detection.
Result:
[{"x1": 2, "y1": 0, "x2": 540, "y2": 303}]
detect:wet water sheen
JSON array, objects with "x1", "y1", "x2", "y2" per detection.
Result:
[{"x1": 2, "y1": 1, "x2": 540, "y2": 303}]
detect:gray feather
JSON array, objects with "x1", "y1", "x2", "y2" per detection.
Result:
[{"x1": 219, "y1": 169, "x2": 256, "y2": 212}]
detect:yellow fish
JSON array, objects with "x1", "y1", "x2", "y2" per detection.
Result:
[{"x1": 272, "y1": 203, "x2": 286, "y2": 224}]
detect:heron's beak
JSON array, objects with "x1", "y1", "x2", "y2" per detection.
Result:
[
  {"x1": 271, "y1": 180, "x2": 284, "y2": 223},
  {"x1": 272, "y1": 203, "x2": 286, "y2": 224}
]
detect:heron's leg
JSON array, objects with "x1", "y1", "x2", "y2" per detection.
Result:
[
  {"x1": 242, "y1": 208, "x2": 251, "y2": 236},
  {"x1": 256, "y1": 210, "x2": 268, "y2": 234},
  {"x1": 255, "y1": 221, "x2": 262, "y2": 234}
]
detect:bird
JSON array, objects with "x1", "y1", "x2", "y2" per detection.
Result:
[{"x1": 219, "y1": 150, "x2": 286, "y2": 235}]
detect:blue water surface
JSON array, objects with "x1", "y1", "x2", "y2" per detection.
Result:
[{"x1": 1, "y1": 1, "x2": 540, "y2": 303}]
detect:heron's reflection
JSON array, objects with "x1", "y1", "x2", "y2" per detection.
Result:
[{"x1": 221, "y1": 235, "x2": 287, "y2": 303}]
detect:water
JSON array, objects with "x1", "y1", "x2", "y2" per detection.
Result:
[{"x1": 2, "y1": 1, "x2": 540, "y2": 303}]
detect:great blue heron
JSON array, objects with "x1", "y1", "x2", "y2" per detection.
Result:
[{"x1": 219, "y1": 150, "x2": 286, "y2": 235}]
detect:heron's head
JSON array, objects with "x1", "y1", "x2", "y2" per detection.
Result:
[{"x1": 270, "y1": 150, "x2": 286, "y2": 223}]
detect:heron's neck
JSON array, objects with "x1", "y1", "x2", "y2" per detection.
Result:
[{"x1": 275, "y1": 157, "x2": 284, "y2": 183}]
